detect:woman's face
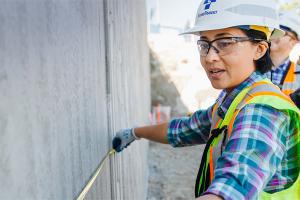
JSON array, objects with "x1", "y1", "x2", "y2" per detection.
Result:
[{"x1": 199, "y1": 28, "x2": 260, "y2": 92}]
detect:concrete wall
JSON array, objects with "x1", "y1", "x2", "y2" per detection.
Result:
[{"x1": 0, "y1": 0, "x2": 150, "y2": 199}]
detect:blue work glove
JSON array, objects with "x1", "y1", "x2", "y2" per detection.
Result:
[{"x1": 112, "y1": 128, "x2": 140, "y2": 152}]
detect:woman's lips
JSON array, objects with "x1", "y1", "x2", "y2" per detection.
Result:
[{"x1": 208, "y1": 69, "x2": 226, "y2": 79}]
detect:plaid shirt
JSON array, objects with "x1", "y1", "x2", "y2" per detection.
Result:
[
  {"x1": 265, "y1": 58, "x2": 290, "y2": 89},
  {"x1": 167, "y1": 71, "x2": 299, "y2": 200}
]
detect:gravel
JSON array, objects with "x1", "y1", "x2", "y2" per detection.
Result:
[{"x1": 147, "y1": 141, "x2": 205, "y2": 200}]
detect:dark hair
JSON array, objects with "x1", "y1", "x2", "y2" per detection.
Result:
[{"x1": 241, "y1": 29, "x2": 273, "y2": 73}]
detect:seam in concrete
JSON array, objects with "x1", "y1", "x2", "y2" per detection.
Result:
[{"x1": 102, "y1": 0, "x2": 116, "y2": 200}]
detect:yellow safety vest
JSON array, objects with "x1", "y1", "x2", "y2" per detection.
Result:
[{"x1": 195, "y1": 79, "x2": 300, "y2": 199}]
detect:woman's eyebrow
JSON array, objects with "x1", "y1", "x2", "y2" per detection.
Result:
[
  {"x1": 215, "y1": 33, "x2": 234, "y2": 38},
  {"x1": 200, "y1": 33, "x2": 235, "y2": 40}
]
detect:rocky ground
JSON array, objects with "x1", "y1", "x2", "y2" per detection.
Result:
[{"x1": 147, "y1": 142, "x2": 205, "y2": 200}]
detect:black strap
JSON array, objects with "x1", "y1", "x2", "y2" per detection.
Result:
[
  {"x1": 290, "y1": 88, "x2": 300, "y2": 109},
  {"x1": 195, "y1": 126, "x2": 227, "y2": 197}
]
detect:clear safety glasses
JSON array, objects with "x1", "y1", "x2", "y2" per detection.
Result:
[
  {"x1": 284, "y1": 32, "x2": 298, "y2": 41},
  {"x1": 197, "y1": 37, "x2": 264, "y2": 57}
]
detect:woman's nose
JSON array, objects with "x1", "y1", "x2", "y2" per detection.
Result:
[{"x1": 205, "y1": 46, "x2": 220, "y2": 62}]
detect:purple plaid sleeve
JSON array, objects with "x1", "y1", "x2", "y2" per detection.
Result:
[{"x1": 167, "y1": 105, "x2": 214, "y2": 147}]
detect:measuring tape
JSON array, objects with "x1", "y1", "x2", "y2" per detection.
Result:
[{"x1": 76, "y1": 149, "x2": 116, "y2": 200}]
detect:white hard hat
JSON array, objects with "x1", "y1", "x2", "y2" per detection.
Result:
[
  {"x1": 182, "y1": 0, "x2": 284, "y2": 39},
  {"x1": 279, "y1": 12, "x2": 300, "y2": 40}
]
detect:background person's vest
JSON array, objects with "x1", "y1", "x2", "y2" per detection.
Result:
[
  {"x1": 195, "y1": 80, "x2": 300, "y2": 199},
  {"x1": 281, "y1": 62, "x2": 300, "y2": 96}
]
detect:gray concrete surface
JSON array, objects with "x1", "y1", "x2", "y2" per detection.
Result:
[
  {"x1": 105, "y1": 0, "x2": 150, "y2": 199},
  {"x1": 0, "y1": 0, "x2": 149, "y2": 199}
]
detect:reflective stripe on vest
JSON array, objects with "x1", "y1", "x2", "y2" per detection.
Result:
[
  {"x1": 194, "y1": 79, "x2": 300, "y2": 199},
  {"x1": 282, "y1": 62, "x2": 300, "y2": 96}
]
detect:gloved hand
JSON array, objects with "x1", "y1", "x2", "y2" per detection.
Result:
[{"x1": 112, "y1": 128, "x2": 140, "y2": 152}]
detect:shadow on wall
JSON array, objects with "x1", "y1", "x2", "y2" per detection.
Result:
[{"x1": 150, "y1": 49, "x2": 188, "y2": 117}]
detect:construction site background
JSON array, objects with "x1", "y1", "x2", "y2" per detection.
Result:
[{"x1": 147, "y1": 28, "x2": 219, "y2": 200}]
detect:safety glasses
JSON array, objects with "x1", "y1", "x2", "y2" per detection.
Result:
[
  {"x1": 197, "y1": 37, "x2": 264, "y2": 57},
  {"x1": 284, "y1": 31, "x2": 298, "y2": 41}
]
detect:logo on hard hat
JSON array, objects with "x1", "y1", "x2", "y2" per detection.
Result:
[
  {"x1": 204, "y1": 0, "x2": 216, "y2": 10},
  {"x1": 198, "y1": 0, "x2": 218, "y2": 18}
]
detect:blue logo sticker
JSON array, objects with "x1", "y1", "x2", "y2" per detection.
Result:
[{"x1": 204, "y1": 0, "x2": 216, "y2": 10}]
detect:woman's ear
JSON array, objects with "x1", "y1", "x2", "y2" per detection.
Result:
[{"x1": 254, "y1": 41, "x2": 268, "y2": 61}]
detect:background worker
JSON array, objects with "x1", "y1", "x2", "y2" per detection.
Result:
[
  {"x1": 113, "y1": 1, "x2": 300, "y2": 200},
  {"x1": 267, "y1": 12, "x2": 300, "y2": 107}
]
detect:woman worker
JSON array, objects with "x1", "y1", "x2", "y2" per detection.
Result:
[{"x1": 113, "y1": 1, "x2": 300, "y2": 199}]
